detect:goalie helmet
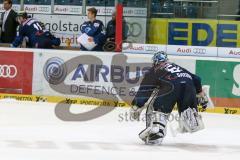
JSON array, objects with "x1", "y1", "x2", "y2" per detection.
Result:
[{"x1": 152, "y1": 51, "x2": 168, "y2": 66}]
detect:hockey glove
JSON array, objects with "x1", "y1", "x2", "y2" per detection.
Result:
[
  {"x1": 130, "y1": 105, "x2": 144, "y2": 120},
  {"x1": 197, "y1": 92, "x2": 209, "y2": 111}
]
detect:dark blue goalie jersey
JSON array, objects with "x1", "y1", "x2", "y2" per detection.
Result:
[
  {"x1": 132, "y1": 62, "x2": 203, "y2": 107},
  {"x1": 155, "y1": 62, "x2": 202, "y2": 92}
]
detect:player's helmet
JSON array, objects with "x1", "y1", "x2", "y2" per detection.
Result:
[{"x1": 152, "y1": 51, "x2": 168, "y2": 65}]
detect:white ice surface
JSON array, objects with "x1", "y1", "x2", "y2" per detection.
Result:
[{"x1": 0, "y1": 100, "x2": 239, "y2": 160}]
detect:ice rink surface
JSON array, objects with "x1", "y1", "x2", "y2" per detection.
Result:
[{"x1": 0, "y1": 100, "x2": 240, "y2": 160}]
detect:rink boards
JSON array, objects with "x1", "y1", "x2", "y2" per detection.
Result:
[
  {"x1": 0, "y1": 47, "x2": 239, "y2": 115},
  {"x1": 0, "y1": 93, "x2": 239, "y2": 115}
]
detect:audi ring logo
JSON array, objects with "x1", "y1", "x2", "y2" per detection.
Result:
[
  {"x1": 43, "y1": 57, "x2": 67, "y2": 85},
  {"x1": 193, "y1": 48, "x2": 206, "y2": 54},
  {"x1": 126, "y1": 22, "x2": 142, "y2": 37},
  {"x1": 0, "y1": 65, "x2": 17, "y2": 78},
  {"x1": 144, "y1": 46, "x2": 159, "y2": 52}
]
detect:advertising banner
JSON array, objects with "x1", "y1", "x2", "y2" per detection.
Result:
[
  {"x1": 148, "y1": 18, "x2": 168, "y2": 45},
  {"x1": 32, "y1": 50, "x2": 152, "y2": 104},
  {"x1": 123, "y1": 7, "x2": 147, "y2": 17},
  {"x1": 32, "y1": 50, "x2": 198, "y2": 105},
  {"x1": 122, "y1": 43, "x2": 219, "y2": 57},
  {"x1": 0, "y1": 50, "x2": 33, "y2": 94},
  {"x1": 167, "y1": 45, "x2": 218, "y2": 57},
  {"x1": 54, "y1": 5, "x2": 82, "y2": 15},
  {"x1": 122, "y1": 43, "x2": 166, "y2": 54},
  {"x1": 24, "y1": 5, "x2": 51, "y2": 14},
  {"x1": 148, "y1": 18, "x2": 240, "y2": 48},
  {"x1": 33, "y1": 14, "x2": 146, "y2": 47},
  {"x1": 196, "y1": 60, "x2": 240, "y2": 108},
  {"x1": 218, "y1": 47, "x2": 240, "y2": 58},
  {"x1": 0, "y1": 48, "x2": 237, "y2": 114},
  {"x1": 86, "y1": 6, "x2": 147, "y2": 17}
]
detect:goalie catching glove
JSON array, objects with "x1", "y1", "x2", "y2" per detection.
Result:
[{"x1": 197, "y1": 91, "x2": 209, "y2": 111}]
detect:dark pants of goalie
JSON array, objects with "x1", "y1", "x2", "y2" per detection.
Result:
[{"x1": 139, "y1": 81, "x2": 204, "y2": 145}]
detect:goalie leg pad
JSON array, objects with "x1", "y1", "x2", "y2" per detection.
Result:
[
  {"x1": 139, "y1": 111, "x2": 168, "y2": 145},
  {"x1": 180, "y1": 107, "x2": 204, "y2": 133}
]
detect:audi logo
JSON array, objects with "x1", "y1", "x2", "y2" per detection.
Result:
[
  {"x1": 134, "y1": 9, "x2": 147, "y2": 15},
  {"x1": 193, "y1": 48, "x2": 206, "y2": 54},
  {"x1": 101, "y1": 8, "x2": 113, "y2": 14},
  {"x1": 0, "y1": 65, "x2": 18, "y2": 78},
  {"x1": 145, "y1": 46, "x2": 159, "y2": 52},
  {"x1": 126, "y1": 22, "x2": 142, "y2": 37},
  {"x1": 39, "y1": 7, "x2": 50, "y2": 12}
]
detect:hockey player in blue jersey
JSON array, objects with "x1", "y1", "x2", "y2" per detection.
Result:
[
  {"x1": 80, "y1": 7, "x2": 106, "y2": 51},
  {"x1": 130, "y1": 51, "x2": 209, "y2": 145},
  {"x1": 11, "y1": 11, "x2": 60, "y2": 48}
]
